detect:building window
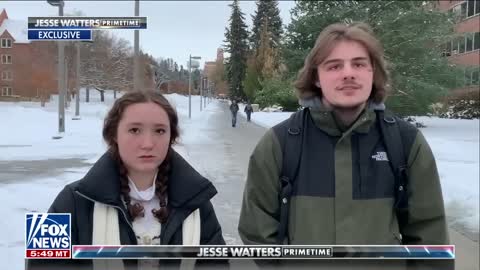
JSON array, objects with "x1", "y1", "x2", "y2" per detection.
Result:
[
  {"x1": 462, "y1": 1, "x2": 468, "y2": 17},
  {"x1": 1, "y1": 86, "x2": 12, "y2": 96},
  {"x1": 459, "y1": 36, "x2": 466, "y2": 53},
  {"x1": 1, "y1": 71, "x2": 12, "y2": 81},
  {"x1": 0, "y1": 38, "x2": 12, "y2": 48},
  {"x1": 474, "y1": 32, "x2": 480, "y2": 50},
  {"x1": 472, "y1": 69, "x2": 479, "y2": 85},
  {"x1": 452, "y1": 38, "x2": 460, "y2": 55},
  {"x1": 451, "y1": 1, "x2": 479, "y2": 19},
  {"x1": 464, "y1": 66, "x2": 480, "y2": 86},
  {"x1": 464, "y1": 69, "x2": 470, "y2": 85},
  {"x1": 443, "y1": 32, "x2": 480, "y2": 57},
  {"x1": 1, "y1": 54, "x2": 12, "y2": 64},
  {"x1": 451, "y1": 2, "x2": 466, "y2": 18},
  {"x1": 446, "y1": 41, "x2": 452, "y2": 56},
  {"x1": 468, "y1": 0, "x2": 475, "y2": 16},
  {"x1": 466, "y1": 33, "x2": 474, "y2": 51}
]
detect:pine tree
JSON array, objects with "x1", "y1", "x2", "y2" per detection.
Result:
[
  {"x1": 250, "y1": 0, "x2": 283, "y2": 50},
  {"x1": 283, "y1": 1, "x2": 463, "y2": 115},
  {"x1": 224, "y1": 0, "x2": 249, "y2": 100}
]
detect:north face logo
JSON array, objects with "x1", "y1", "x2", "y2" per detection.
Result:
[{"x1": 372, "y1": 151, "x2": 389, "y2": 161}]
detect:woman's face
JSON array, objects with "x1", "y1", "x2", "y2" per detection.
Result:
[{"x1": 116, "y1": 102, "x2": 171, "y2": 175}]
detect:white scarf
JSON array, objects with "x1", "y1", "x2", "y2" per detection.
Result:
[{"x1": 92, "y1": 202, "x2": 201, "y2": 270}]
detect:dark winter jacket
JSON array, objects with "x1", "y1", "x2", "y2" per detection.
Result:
[
  {"x1": 244, "y1": 104, "x2": 253, "y2": 114},
  {"x1": 230, "y1": 103, "x2": 239, "y2": 114},
  {"x1": 27, "y1": 150, "x2": 227, "y2": 270}
]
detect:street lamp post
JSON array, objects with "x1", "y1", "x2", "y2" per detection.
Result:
[
  {"x1": 133, "y1": 0, "x2": 141, "y2": 92},
  {"x1": 200, "y1": 76, "x2": 204, "y2": 112},
  {"x1": 73, "y1": 42, "x2": 81, "y2": 120},
  {"x1": 203, "y1": 77, "x2": 207, "y2": 108},
  {"x1": 211, "y1": 82, "x2": 215, "y2": 104},
  {"x1": 188, "y1": 55, "x2": 201, "y2": 119},
  {"x1": 48, "y1": 0, "x2": 65, "y2": 138}
]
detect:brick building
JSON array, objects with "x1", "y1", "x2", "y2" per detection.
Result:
[
  {"x1": 203, "y1": 48, "x2": 228, "y2": 97},
  {"x1": 0, "y1": 9, "x2": 57, "y2": 99},
  {"x1": 437, "y1": 1, "x2": 479, "y2": 93}
]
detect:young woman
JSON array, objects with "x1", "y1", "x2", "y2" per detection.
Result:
[{"x1": 28, "y1": 91, "x2": 226, "y2": 270}]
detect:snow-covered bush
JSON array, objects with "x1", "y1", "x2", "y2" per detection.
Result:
[
  {"x1": 404, "y1": 116, "x2": 426, "y2": 128},
  {"x1": 261, "y1": 105, "x2": 284, "y2": 112},
  {"x1": 437, "y1": 89, "x2": 479, "y2": 119},
  {"x1": 440, "y1": 99, "x2": 480, "y2": 119}
]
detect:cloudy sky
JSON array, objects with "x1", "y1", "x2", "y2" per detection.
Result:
[{"x1": 1, "y1": 0, "x2": 296, "y2": 67}]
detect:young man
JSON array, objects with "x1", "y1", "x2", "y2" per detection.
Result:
[
  {"x1": 244, "y1": 102, "x2": 253, "y2": 122},
  {"x1": 230, "y1": 99, "x2": 239, "y2": 127},
  {"x1": 238, "y1": 22, "x2": 449, "y2": 248}
]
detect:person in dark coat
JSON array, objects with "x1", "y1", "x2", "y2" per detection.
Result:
[
  {"x1": 244, "y1": 102, "x2": 253, "y2": 122},
  {"x1": 27, "y1": 91, "x2": 227, "y2": 270},
  {"x1": 229, "y1": 100, "x2": 239, "y2": 127}
]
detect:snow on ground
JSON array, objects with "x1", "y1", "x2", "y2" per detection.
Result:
[
  {"x1": 0, "y1": 90, "x2": 111, "y2": 161},
  {"x1": 167, "y1": 94, "x2": 220, "y2": 163},
  {"x1": 0, "y1": 169, "x2": 88, "y2": 269},
  {"x1": 414, "y1": 116, "x2": 479, "y2": 235},
  {"x1": 238, "y1": 103, "x2": 293, "y2": 128}
]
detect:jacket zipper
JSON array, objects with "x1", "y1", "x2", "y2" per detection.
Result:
[
  {"x1": 75, "y1": 190, "x2": 135, "y2": 232},
  {"x1": 393, "y1": 232, "x2": 402, "y2": 244},
  {"x1": 353, "y1": 134, "x2": 362, "y2": 195}
]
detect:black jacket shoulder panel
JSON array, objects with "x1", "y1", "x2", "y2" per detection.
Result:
[
  {"x1": 168, "y1": 150, "x2": 218, "y2": 209},
  {"x1": 199, "y1": 201, "x2": 226, "y2": 245},
  {"x1": 75, "y1": 151, "x2": 122, "y2": 205},
  {"x1": 271, "y1": 109, "x2": 304, "y2": 151},
  {"x1": 48, "y1": 181, "x2": 79, "y2": 213},
  {"x1": 395, "y1": 117, "x2": 419, "y2": 158}
]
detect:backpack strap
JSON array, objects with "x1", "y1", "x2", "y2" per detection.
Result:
[
  {"x1": 276, "y1": 108, "x2": 308, "y2": 244},
  {"x1": 374, "y1": 110, "x2": 409, "y2": 241}
]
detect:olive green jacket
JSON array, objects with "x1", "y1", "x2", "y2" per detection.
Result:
[{"x1": 238, "y1": 103, "x2": 449, "y2": 246}]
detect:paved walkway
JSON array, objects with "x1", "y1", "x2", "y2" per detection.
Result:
[
  {"x1": 175, "y1": 100, "x2": 267, "y2": 245},
  {"x1": 0, "y1": 158, "x2": 89, "y2": 185},
  {"x1": 450, "y1": 229, "x2": 479, "y2": 270}
]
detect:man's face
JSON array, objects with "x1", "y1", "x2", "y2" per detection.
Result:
[{"x1": 316, "y1": 40, "x2": 374, "y2": 109}]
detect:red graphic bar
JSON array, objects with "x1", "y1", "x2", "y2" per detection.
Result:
[{"x1": 26, "y1": 249, "x2": 70, "y2": 259}]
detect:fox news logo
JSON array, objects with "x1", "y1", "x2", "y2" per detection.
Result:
[{"x1": 25, "y1": 213, "x2": 71, "y2": 259}]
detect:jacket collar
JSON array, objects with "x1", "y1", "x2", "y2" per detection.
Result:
[
  {"x1": 299, "y1": 96, "x2": 382, "y2": 136},
  {"x1": 76, "y1": 149, "x2": 217, "y2": 210}
]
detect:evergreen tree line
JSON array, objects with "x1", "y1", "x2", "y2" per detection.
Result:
[{"x1": 223, "y1": 0, "x2": 472, "y2": 115}]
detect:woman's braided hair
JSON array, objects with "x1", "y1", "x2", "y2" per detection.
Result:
[{"x1": 102, "y1": 91, "x2": 179, "y2": 223}]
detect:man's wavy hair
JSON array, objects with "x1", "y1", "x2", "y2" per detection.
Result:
[
  {"x1": 103, "y1": 90, "x2": 179, "y2": 224},
  {"x1": 294, "y1": 22, "x2": 390, "y2": 103}
]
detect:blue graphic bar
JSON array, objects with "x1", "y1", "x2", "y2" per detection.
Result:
[
  {"x1": 72, "y1": 245, "x2": 455, "y2": 259},
  {"x1": 28, "y1": 30, "x2": 92, "y2": 41}
]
